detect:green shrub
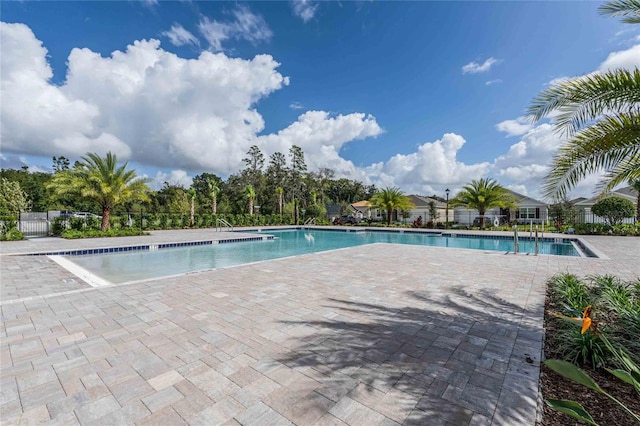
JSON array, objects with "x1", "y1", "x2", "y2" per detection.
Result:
[
  {"x1": 159, "y1": 214, "x2": 168, "y2": 229},
  {"x1": 61, "y1": 228, "x2": 146, "y2": 239},
  {"x1": 591, "y1": 197, "x2": 636, "y2": 226},
  {"x1": 549, "y1": 273, "x2": 593, "y2": 313},
  {"x1": 50, "y1": 217, "x2": 67, "y2": 236},
  {"x1": 0, "y1": 227, "x2": 25, "y2": 241},
  {"x1": 548, "y1": 273, "x2": 640, "y2": 369},
  {"x1": 68, "y1": 217, "x2": 85, "y2": 231}
]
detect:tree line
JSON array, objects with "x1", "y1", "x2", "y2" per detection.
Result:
[{"x1": 0, "y1": 145, "x2": 379, "y2": 227}]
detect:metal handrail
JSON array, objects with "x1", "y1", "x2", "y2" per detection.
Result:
[{"x1": 216, "y1": 218, "x2": 234, "y2": 232}]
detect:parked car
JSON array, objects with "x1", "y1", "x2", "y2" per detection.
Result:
[
  {"x1": 72, "y1": 212, "x2": 102, "y2": 219},
  {"x1": 341, "y1": 215, "x2": 361, "y2": 224}
]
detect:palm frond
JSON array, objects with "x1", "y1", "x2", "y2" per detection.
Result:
[
  {"x1": 599, "y1": 0, "x2": 640, "y2": 24},
  {"x1": 542, "y1": 113, "x2": 640, "y2": 200},
  {"x1": 527, "y1": 69, "x2": 640, "y2": 134}
]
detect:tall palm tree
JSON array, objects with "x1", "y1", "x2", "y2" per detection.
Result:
[
  {"x1": 450, "y1": 178, "x2": 517, "y2": 229},
  {"x1": 369, "y1": 187, "x2": 415, "y2": 225},
  {"x1": 244, "y1": 185, "x2": 256, "y2": 215},
  {"x1": 47, "y1": 152, "x2": 150, "y2": 231},
  {"x1": 528, "y1": 1, "x2": 640, "y2": 200},
  {"x1": 187, "y1": 188, "x2": 196, "y2": 227},
  {"x1": 276, "y1": 186, "x2": 284, "y2": 215},
  {"x1": 207, "y1": 179, "x2": 220, "y2": 215},
  {"x1": 630, "y1": 178, "x2": 640, "y2": 221}
]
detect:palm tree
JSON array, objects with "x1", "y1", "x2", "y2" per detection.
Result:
[
  {"x1": 244, "y1": 185, "x2": 256, "y2": 215},
  {"x1": 630, "y1": 178, "x2": 640, "y2": 221},
  {"x1": 598, "y1": 0, "x2": 640, "y2": 23},
  {"x1": 47, "y1": 152, "x2": 150, "y2": 231},
  {"x1": 207, "y1": 179, "x2": 220, "y2": 215},
  {"x1": 369, "y1": 187, "x2": 415, "y2": 225},
  {"x1": 187, "y1": 188, "x2": 196, "y2": 227},
  {"x1": 450, "y1": 178, "x2": 517, "y2": 229},
  {"x1": 528, "y1": 1, "x2": 640, "y2": 200},
  {"x1": 276, "y1": 186, "x2": 284, "y2": 215}
]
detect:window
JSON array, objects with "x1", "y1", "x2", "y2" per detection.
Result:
[{"x1": 519, "y1": 207, "x2": 539, "y2": 219}]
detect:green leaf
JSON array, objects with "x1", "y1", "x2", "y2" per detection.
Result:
[
  {"x1": 544, "y1": 359, "x2": 603, "y2": 392},
  {"x1": 546, "y1": 399, "x2": 598, "y2": 425},
  {"x1": 608, "y1": 368, "x2": 636, "y2": 386}
]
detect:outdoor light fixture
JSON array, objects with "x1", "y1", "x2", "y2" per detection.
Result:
[{"x1": 445, "y1": 188, "x2": 450, "y2": 229}]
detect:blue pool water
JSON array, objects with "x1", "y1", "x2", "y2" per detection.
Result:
[{"x1": 66, "y1": 229, "x2": 582, "y2": 284}]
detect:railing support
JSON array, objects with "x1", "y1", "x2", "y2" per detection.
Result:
[
  {"x1": 513, "y1": 225, "x2": 519, "y2": 254},
  {"x1": 216, "y1": 218, "x2": 233, "y2": 232}
]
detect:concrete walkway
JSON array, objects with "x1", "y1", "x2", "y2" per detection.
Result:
[{"x1": 1, "y1": 228, "x2": 638, "y2": 425}]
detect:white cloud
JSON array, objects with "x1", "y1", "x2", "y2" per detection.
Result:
[
  {"x1": 151, "y1": 170, "x2": 193, "y2": 190},
  {"x1": 289, "y1": 101, "x2": 305, "y2": 110},
  {"x1": 1, "y1": 22, "x2": 290, "y2": 173},
  {"x1": 257, "y1": 111, "x2": 384, "y2": 173},
  {"x1": 162, "y1": 24, "x2": 199, "y2": 47},
  {"x1": 1, "y1": 22, "x2": 388, "y2": 182},
  {"x1": 359, "y1": 133, "x2": 490, "y2": 196},
  {"x1": 461, "y1": 57, "x2": 500, "y2": 74},
  {"x1": 291, "y1": 0, "x2": 318, "y2": 23},
  {"x1": 0, "y1": 22, "x2": 131, "y2": 160},
  {"x1": 485, "y1": 79, "x2": 502, "y2": 86},
  {"x1": 495, "y1": 116, "x2": 533, "y2": 137},
  {"x1": 598, "y1": 43, "x2": 640, "y2": 71},
  {"x1": 198, "y1": 6, "x2": 272, "y2": 52}
]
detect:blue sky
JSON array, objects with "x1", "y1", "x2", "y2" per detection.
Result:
[{"x1": 1, "y1": 1, "x2": 639, "y2": 199}]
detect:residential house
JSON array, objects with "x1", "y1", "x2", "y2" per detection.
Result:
[
  {"x1": 405, "y1": 195, "x2": 448, "y2": 224},
  {"x1": 573, "y1": 186, "x2": 638, "y2": 224},
  {"x1": 453, "y1": 190, "x2": 549, "y2": 226}
]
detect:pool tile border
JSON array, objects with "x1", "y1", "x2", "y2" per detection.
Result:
[{"x1": 20, "y1": 235, "x2": 273, "y2": 257}]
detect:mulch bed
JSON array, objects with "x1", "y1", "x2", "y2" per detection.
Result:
[{"x1": 537, "y1": 295, "x2": 640, "y2": 425}]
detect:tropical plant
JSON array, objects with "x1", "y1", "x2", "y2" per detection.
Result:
[
  {"x1": 544, "y1": 304, "x2": 640, "y2": 425},
  {"x1": 46, "y1": 152, "x2": 150, "y2": 231},
  {"x1": 591, "y1": 196, "x2": 636, "y2": 225},
  {"x1": 528, "y1": 1, "x2": 640, "y2": 200},
  {"x1": 369, "y1": 187, "x2": 415, "y2": 225},
  {"x1": 630, "y1": 178, "x2": 640, "y2": 221},
  {"x1": 449, "y1": 178, "x2": 517, "y2": 228},
  {"x1": 207, "y1": 179, "x2": 220, "y2": 215},
  {"x1": 187, "y1": 188, "x2": 196, "y2": 227},
  {"x1": 599, "y1": 0, "x2": 640, "y2": 23},
  {"x1": 244, "y1": 185, "x2": 256, "y2": 216}
]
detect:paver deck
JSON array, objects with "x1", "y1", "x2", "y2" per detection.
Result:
[{"x1": 1, "y1": 228, "x2": 638, "y2": 425}]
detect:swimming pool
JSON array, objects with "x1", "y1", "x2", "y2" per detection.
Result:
[{"x1": 63, "y1": 229, "x2": 584, "y2": 284}]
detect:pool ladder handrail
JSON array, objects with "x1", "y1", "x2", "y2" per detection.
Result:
[{"x1": 216, "y1": 218, "x2": 234, "y2": 232}]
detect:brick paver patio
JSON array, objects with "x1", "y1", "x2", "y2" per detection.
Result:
[{"x1": 1, "y1": 228, "x2": 638, "y2": 425}]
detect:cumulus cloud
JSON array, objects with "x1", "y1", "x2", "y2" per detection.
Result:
[
  {"x1": 289, "y1": 101, "x2": 305, "y2": 110},
  {"x1": 291, "y1": 0, "x2": 318, "y2": 23},
  {"x1": 151, "y1": 170, "x2": 193, "y2": 190},
  {"x1": 162, "y1": 24, "x2": 199, "y2": 47},
  {"x1": 598, "y1": 43, "x2": 640, "y2": 71},
  {"x1": 495, "y1": 116, "x2": 533, "y2": 137},
  {"x1": 1, "y1": 22, "x2": 387, "y2": 181},
  {"x1": 461, "y1": 57, "x2": 500, "y2": 74},
  {"x1": 360, "y1": 133, "x2": 490, "y2": 196},
  {"x1": 198, "y1": 6, "x2": 272, "y2": 52},
  {"x1": 257, "y1": 111, "x2": 384, "y2": 172},
  {"x1": 0, "y1": 22, "x2": 131, "y2": 159}
]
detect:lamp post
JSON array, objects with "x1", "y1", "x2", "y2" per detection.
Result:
[{"x1": 445, "y1": 188, "x2": 450, "y2": 229}]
